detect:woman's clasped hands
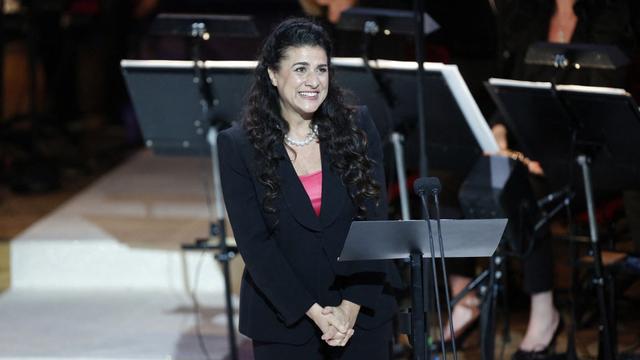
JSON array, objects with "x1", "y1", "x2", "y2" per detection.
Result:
[{"x1": 306, "y1": 300, "x2": 361, "y2": 347}]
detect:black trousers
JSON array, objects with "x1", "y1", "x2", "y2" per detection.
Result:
[
  {"x1": 446, "y1": 174, "x2": 554, "y2": 295},
  {"x1": 252, "y1": 321, "x2": 393, "y2": 360}
]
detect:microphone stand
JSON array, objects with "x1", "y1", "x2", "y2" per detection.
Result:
[
  {"x1": 418, "y1": 191, "x2": 447, "y2": 360},
  {"x1": 432, "y1": 186, "x2": 458, "y2": 360},
  {"x1": 415, "y1": 177, "x2": 457, "y2": 360},
  {"x1": 411, "y1": 4, "x2": 434, "y2": 356}
]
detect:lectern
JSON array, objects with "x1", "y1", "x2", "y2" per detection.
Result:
[{"x1": 340, "y1": 219, "x2": 507, "y2": 360}]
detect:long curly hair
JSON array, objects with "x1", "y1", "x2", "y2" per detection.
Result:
[{"x1": 242, "y1": 17, "x2": 380, "y2": 218}]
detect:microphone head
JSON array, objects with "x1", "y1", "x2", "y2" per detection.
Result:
[{"x1": 413, "y1": 177, "x2": 442, "y2": 195}]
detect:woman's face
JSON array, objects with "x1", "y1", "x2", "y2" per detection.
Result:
[{"x1": 268, "y1": 45, "x2": 329, "y2": 123}]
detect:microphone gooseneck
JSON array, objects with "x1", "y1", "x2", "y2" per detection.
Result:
[{"x1": 413, "y1": 177, "x2": 447, "y2": 359}]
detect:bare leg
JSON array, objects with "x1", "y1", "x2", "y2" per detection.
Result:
[
  {"x1": 442, "y1": 275, "x2": 480, "y2": 340},
  {"x1": 519, "y1": 291, "x2": 560, "y2": 351}
]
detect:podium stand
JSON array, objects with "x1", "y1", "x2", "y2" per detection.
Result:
[
  {"x1": 486, "y1": 78, "x2": 640, "y2": 360},
  {"x1": 332, "y1": 58, "x2": 507, "y2": 359},
  {"x1": 340, "y1": 219, "x2": 507, "y2": 360}
]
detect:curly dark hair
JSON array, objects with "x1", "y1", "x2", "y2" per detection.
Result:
[{"x1": 242, "y1": 17, "x2": 380, "y2": 218}]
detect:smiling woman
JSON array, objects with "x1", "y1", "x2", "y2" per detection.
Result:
[
  {"x1": 217, "y1": 18, "x2": 400, "y2": 360},
  {"x1": 267, "y1": 46, "x2": 329, "y2": 126}
]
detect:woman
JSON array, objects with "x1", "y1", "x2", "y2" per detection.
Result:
[{"x1": 218, "y1": 18, "x2": 399, "y2": 359}]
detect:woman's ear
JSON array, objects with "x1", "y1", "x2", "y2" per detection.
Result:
[{"x1": 267, "y1": 68, "x2": 278, "y2": 87}]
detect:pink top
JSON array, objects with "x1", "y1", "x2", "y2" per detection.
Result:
[{"x1": 299, "y1": 170, "x2": 322, "y2": 216}]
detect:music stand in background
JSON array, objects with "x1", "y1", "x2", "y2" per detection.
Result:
[
  {"x1": 122, "y1": 14, "x2": 257, "y2": 360},
  {"x1": 336, "y1": 9, "x2": 439, "y2": 221},
  {"x1": 337, "y1": 5, "x2": 441, "y2": 181},
  {"x1": 525, "y1": 42, "x2": 629, "y2": 70},
  {"x1": 333, "y1": 59, "x2": 499, "y2": 178},
  {"x1": 150, "y1": 13, "x2": 259, "y2": 38},
  {"x1": 340, "y1": 218, "x2": 507, "y2": 360},
  {"x1": 337, "y1": 6, "x2": 440, "y2": 36},
  {"x1": 121, "y1": 60, "x2": 254, "y2": 155},
  {"x1": 486, "y1": 78, "x2": 640, "y2": 360}
]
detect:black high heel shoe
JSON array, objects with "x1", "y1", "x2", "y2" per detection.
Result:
[{"x1": 511, "y1": 317, "x2": 564, "y2": 360}]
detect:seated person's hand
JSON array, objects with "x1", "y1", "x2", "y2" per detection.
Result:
[{"x1": 489, "y1": 123, "x2": 545, "y2": 176}]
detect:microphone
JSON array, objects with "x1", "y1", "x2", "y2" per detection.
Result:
[
  {"x1": 413, "y1": 177, "x2": 441, "y2": 195},
  {"x1": 413, "y1": 176, "x2": 458, "y2": 359},
  {"x1": 413, "y1": 177, "x2": 450, "y2": 359}
]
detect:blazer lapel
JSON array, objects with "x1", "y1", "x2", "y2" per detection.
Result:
[
  {"x1": 319, "y1": 143, "x2": 347, "y2": 228},
  {"x1": 276, "y1": 143, "x2": 322, "y2": 231}
]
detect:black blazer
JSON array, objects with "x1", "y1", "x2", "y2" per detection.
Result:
[{"x1": 218, "y1": 106, "x2": 399, "y2": 345}]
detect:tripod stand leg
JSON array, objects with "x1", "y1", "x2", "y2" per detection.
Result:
[
  {"x1": 576, "y1": 155, "x2": 615, "y2": 360},
  {"x1": 209, "y1": 128, "x2": 238, "y2": 360},
  {"x1": 567, "y1": 228, "x2": 580, "y2": 360},
  {"x1": 480, "y1": 255, "x2": 499, "y2": 360}
]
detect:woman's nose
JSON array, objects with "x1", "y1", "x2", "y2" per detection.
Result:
[{"x1": 305, "y1": 73, "x2": 319, "y2": 87}]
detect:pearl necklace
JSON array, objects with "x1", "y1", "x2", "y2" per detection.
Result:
[{"x1": 284, "y1": 124, "x2": 318, "y2": 147}]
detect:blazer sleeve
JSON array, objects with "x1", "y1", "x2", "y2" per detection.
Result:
[
  {"x1": 341, "y1": 106, "x2": 390, "y2": 309},
  {"x1": 218, "y1": 129, "x2": 316, "y2": 326}
]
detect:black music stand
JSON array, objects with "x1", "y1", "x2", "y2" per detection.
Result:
[
  {"x1": 333, "y1": 59, "x2": 499, "y2": 178},
  {"x1": 121, "y1": 60, "x2": 254, "y2": 155},
  {"x1": 525, "y1": 42, "x2": 629, "y2": 70},
  {"x1": 335, "y1": 9, "x2": 439, "y2": 220},
  {"x1": 122, "y1": 59, "x2": 255, "y2": 360},
  {"x1": 340, "y1": 219, "x2": 507, "y2": 360},
  {"x1": 150, "y1": 13, "x2": 258, "y2": 38},
  {"x1": 122, "y1": 14, "x2": 257, "y2": 360},
  {"x1": 337, "y1": 7, "x2": 439, "y2": 36},
  {"x1": 486, "y1": 78, "x2": 640, "y2": 360},
  {"x1": 337, "y1": 6, "x2": 440, "y2": 179}
]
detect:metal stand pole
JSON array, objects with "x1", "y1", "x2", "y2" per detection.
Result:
[
  {"x1": 411, "y1": 252, "x2": 426, "y2": 360},
  {"x1": 576, "y1": 155, "x2": 615, "y2": 360},
  {"x1": 411, "y1": 5, "x2": 434, "y2": 355},
  {"x1": 480, "y1": 254, "x2": 500, "y2": 360},
  {"x1": 391, "y1": 133, "x2": 410, "y2": 220},
  {"x1": 180, "y1": 24, "x2": 239, "y2": 360},
  {"x1": 447, "y1": 253, "x2": 504, "y2": 360},
  {"x1": 412, "y1": 0, "x2": 428, "y2": 178},
  {"x1": 208, "y1": 128, "x2": 238, "y2": 360}
]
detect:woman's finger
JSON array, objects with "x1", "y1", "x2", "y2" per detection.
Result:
[
  {"x1": 324, "y1": 313, "x2": 348, "y2": 333},
  {"x1": 340, "y1": 329, "x2": 355, "y2": 347},
  {"x1": 321, "y1": 325, "x2": 338, "y2": 341}
]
